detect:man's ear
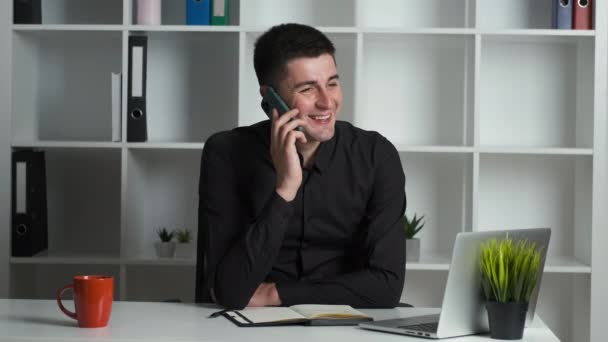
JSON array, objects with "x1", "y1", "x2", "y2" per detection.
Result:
[{"x1": 259, "y1": 85, "x2": 268, "y2": 97}]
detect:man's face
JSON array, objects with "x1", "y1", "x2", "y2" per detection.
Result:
[{"x1": 278, "y1": 54, "x2": 342, "y2": 143}]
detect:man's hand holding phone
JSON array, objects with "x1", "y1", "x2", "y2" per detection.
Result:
[{"x1": 270, "y1": 107, "x2": 307, "y2": 202}]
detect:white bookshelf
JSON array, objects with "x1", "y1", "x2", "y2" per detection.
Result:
[{"x1": 1, "y1": 0, "x2": 607, "y2": 341}]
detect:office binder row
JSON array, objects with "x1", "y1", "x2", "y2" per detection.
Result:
[
  {"x1": 14, "y1": 0, "x2": 229, "y2": 26},
  {"x1": 186, "y1": 0, "x2": 229, "y2": 26},
  {"x1": 136, "y1": 0, "x2": 229, "y2": 26},
  {"x1": 554, "y1": 0, "x2": 594, "y2": 30}
]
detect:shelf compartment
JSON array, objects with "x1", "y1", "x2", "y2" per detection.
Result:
[
  {"x1": 356, "y1": 0, "x2": 473, "y2": 29},
  {"x1": 400, "y1": 152, "x2": 473, "y2": 258},
  {"x1": 406, "y1": 253, "x2": 451, "y2": 271},
  {"x1": 12, "y1": 30, "x2": 122, "y2": 142},
  {"x1": 479, "y1": 36, "x2": 594, "y2": 148},
  {"x1": 478, "y1": 154, "x2": 592, "y2": 267},
  {"x1": 124, "y1": 149, "x2": 200, "y2": 260},
  {"x1": 10, "y1": 264, "x2": 121, "y2": 299},
  {"x1": 239, "y1": 32, "x2": 357, "y2": 127},
  {"x1": 477, "y1": 0, "x2": 567, "y2": 30},
  {"x1": 125, "y1": 265, "x2": 195, "y2": 302},
  {"x1": 12, "y1": 24, "x2": 124, "y2": 31},
  {"x1": 394, "y1": 145, "x2": 475, "y2": 153},
  {"x1": 123, "y1": 251, "x2": 196, "y2": 266},
  {"x1": 404, "y1": 255, "x2": 590, "y2": 273},
  {"x1": 126, "y1": 142, "x2": 204, "y2": 150},
  {"x1": 536, "y1": 274, "x2": 590, "y2": 342},
  {"x1": 130, "y1": 0, "x2": 240, "y2": 26},
  {"x1": 10, "y1": 252, "x2": 122, "y2": 265},
  {"x1": 14, "y1": 0, "x2": 123, "y2": 25},
  {"x1": 359, "y1": 34, "x2": 474, "y2": 146},
  {"x1": 240, "y1": 0, "x2": 353, "y2": 27},
  {"x1": 39, "y1": 148, "x2": 122, "y2": 258},
  {"x1": 143, "y1": 31, "x2": 239, "y2": 143},
  {"x1": 11, "y1": 141, "x2": 123, "y2": 149},
  {"x1": 401, "y1": 271, "x2": 448, "y2": 307},
  {"x1": 479, "y1": 30, "x2": 595, "y2": 39},
  {"x1": 476, "y1": 147, "x2": 593, "y2": 156}
]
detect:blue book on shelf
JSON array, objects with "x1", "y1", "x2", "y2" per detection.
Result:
[
  {"x1": 553, "y1": 0, "x2": 573, "y2": 29},
  {"x1": 187, "y1": 0, "x2": 211, "y2": 25}
]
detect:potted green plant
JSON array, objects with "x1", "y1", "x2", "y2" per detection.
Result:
[
  {"x1": 174, "y1": 229, "x2": 194, "y2": 259},
  {"x1": 154, "y1": 227, "x2": 175, "y2": 258},
  {"x1": 479, "y1": 236, "x2": 543, "y2": 340},
  {"x1": 404, "y1": 213, "x2": 424, "y2": 261}
]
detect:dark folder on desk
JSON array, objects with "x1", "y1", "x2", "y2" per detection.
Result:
[
  {"x1": 11, "y1": 150, "x2": 48, "y2": 257},
  {"x1": 14, "y1": 0, "x2": 41, "y2": 24},
  {"x1": 127, "y1": 35, "x2": 148, "y2": 142}
]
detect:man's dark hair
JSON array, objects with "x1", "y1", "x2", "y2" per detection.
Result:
[{"x1": 254, "y1": 23, "x2": 336, "y2": 87}]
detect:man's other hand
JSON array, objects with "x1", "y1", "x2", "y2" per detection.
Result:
[{"x1": 247, "y1": 282, "x2": 282, "y2": 307}]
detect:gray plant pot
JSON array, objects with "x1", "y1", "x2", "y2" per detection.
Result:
[
  {"x1": 406, "y1": 238, "x2": 420, "y2": 261},
  {"x1": 174, "y1": 243, "x2": 194, "y2": 259},
  {"x1": 154, "y1": 241, "x2": 176, "y2": 258},
  {"x1": 486, "y1": 301, "x2": 528, "y2": 340}
]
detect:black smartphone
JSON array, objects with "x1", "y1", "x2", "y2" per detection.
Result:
[
  {"x1": 261, "y1": 86, "x2": 302, "y2": 131},
  {"x1": 261, "y1": 86, "x2": 290, "y2": 118}
]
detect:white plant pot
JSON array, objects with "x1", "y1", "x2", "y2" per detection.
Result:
[
  {"x1": 406, "y1": 238, "x2": 420, "y2": 262},
  {"x1": 174, "y1": 243, "x2": 194, "y2": 259},
  {"x1": 155, "y1": 241, "x2": 176, "y2": 258}
]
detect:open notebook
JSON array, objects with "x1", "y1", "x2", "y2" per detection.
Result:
[{"x1": 221, "y1": 305, "x2": 373, "y2": 327}]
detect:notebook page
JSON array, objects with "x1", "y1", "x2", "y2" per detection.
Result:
[
  {"x1": 289, "y1": 305, "x2": 369, "y2": 319},
  {"x1": 238, "y1": 307, "x2": 306, "y2": 323}
]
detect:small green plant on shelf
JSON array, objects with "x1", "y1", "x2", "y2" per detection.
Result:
[
  {"x1": 404, "y1": 213, "x2": 425, "y2": 239},
  {"x1": 156, "y1": 227, "x2": 175, "y2": 243},
  {"x1": 479, "y1": 236, "x2": 542, "y2": 303},
  {"x1": 175, "y1": 229, "x2": 192, "y2": 243}
]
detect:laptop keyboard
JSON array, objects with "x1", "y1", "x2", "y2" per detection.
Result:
[{"x1": 398, "y1": 322, "x2": 438, "y2": 333}]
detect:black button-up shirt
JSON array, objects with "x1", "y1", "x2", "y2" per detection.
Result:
[{"x1": 197, "y1": 120, "x2": 406, "y2": 309}]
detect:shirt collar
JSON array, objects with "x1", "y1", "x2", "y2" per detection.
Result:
[
  {"x1": 310, "y1": 125, "x2": 338, "y2": 174},
  {"x1": 258, "y1": 120, "x2": 338, "y2": 173}
]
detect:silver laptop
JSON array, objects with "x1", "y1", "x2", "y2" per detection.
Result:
[{"x1": 359, "y1": 228, "x2": 551, "y2": 339}]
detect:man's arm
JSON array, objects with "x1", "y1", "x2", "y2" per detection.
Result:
[
  {"x1": 199, "y1": 109, "x2": 308, "y2": 309},
  {"x1": 275, "y1": 142, "x2": 406, "y2": 308},
  {"x1": 198, "y1": 133, "x2": 293, "y2": 310}
]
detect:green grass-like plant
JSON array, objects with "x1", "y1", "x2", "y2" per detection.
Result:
[
  {"x1": 404, "y1": 213, "x2": 425, "y2": 239},
  {"x1": 175, "y1": 229, "x2": 192, "y2": 243},
  {"x1": 156, "y1": 227, "x2": 174, "y2": 242},
  {"x1": 479, "y1": 236, "x2": 543, "y2": 303}
]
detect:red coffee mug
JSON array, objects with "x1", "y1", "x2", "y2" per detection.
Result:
[{"x1": 57, "y1": 275, "x2": 114, "y2": 328}]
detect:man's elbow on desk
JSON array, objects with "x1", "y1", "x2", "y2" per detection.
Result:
[{"x1": 214, "y1": 289, "x2": 249, "y2": 310}]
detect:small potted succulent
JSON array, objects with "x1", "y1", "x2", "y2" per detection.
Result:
[
  {"x1": 174, "y1": 229, "x2": 194, "y2": 259},
  {"x1": 154, "y1": 227, "x2": 175, "y2": 258},
  {"x1": 479, "y1": 236, "x2": 543, "y2": 340},
  {"x1": 404, "y1": 213, "x2": 425, "y2": 261}
]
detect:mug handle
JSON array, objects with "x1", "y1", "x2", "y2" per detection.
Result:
[{"x1": 56, "y1": 284, "x2": 77, "y2": 320}]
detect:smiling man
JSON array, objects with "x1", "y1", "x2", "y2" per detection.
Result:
[{"x1": 196, "y1": 23, "x2": 406, "y2": 309}]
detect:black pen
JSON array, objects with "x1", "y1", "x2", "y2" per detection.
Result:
[{"x1": 208, "y1": 309, "x2": 230, "y2": 319}]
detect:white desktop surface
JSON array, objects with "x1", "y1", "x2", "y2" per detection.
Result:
[{"x1": 0, "y1": 299, "x2": 559, "y2": 342}]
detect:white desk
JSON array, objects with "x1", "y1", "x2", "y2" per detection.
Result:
[{"x1": 0, "y1": 299, "x2": 559, "y2": 341}]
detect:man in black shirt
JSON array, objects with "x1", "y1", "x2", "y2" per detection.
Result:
[{"x1": 196, "y1": 23, "x2": 406, "y2": 310}]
